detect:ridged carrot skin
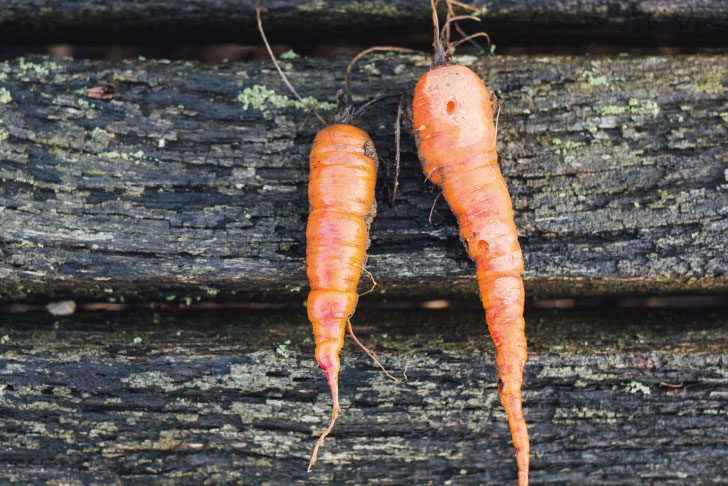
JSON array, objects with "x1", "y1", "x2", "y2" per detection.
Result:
[
  {"x1": 413, "y1": 64, "x2": 529, "y2": 485},
  {"x1": 307, "y1": 123, "x2": 378, "y2": 421}
]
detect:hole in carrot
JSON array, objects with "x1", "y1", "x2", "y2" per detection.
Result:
[
  {"x1": 446, "y1": 100, "x2": 456, "y2": 114},
  {"x1": 497, "y1": 378, "x2": 504, "y2": 393}
]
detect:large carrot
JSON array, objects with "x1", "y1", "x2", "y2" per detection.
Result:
[{"x1": 412, "y1": 2, "x2": 529, "y2": 484}]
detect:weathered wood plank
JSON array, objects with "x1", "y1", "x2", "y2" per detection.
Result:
[
  {"x1": 0, "y1": 54, "x2": 726, "y2": 303},
  {"x1": 1, "y1": 308, "x2": 727, "y2": 485},
  {"x1": 0, "y1": 0, "x2": 726, "y2": 47}
]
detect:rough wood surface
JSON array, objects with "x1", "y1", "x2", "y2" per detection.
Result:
[
  {"x1": 0, "y1": 54, "x2": 727, "y2": 303},
  {"x1": 1, "y1": 307, "x2": 727, "y2": 485},
  {"x1": 0, "y1": 0, "x2": 726, "y2": 47}
]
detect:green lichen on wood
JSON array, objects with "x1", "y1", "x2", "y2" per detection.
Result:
[
  {"x1": 580, "y1": 67, "x2": 610, "y2": 87},
  {"x1": 237, "y1": 84, "x2": 335, "y2": 114},
  {"x1": 0, "y1": 87, "x2": 12, "y2": 103},
  {"x1": 279, "y1": 50, "x2": 300, "y2": 60},
  {"x1": 597, "y1": 97, "x2": 660, "y2": 117},
  {"x1": 17, "y1": 57, "x2": 62, "y2": 76}
]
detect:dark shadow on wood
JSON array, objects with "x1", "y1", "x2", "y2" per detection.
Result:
[{"x1": 0, "y1": 1, "x2": 726, "y2": 47}]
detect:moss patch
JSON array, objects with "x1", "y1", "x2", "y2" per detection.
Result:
[
  {"x1": 0, "y1": 87, "x2": 12, "y2": 104},
  {"x1": 17, "y1": 57, "x2": 63, "y2": 77},
  {"x1": 279, "y1": 50, "x2": 300, "y2": 60},
  {"x1": 237, "y1": 85, "x2": 335, "y2": 114},
  {"x1": 581, "y1": 68, "x2": 609, "y2": 87},
  {"x1": 597, "y1": 98, "x2": 660, "y2": 117}
]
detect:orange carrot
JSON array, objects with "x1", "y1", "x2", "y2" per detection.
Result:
[
  {"x1": 412, "y1": 3, "x2": 529, "y2": 485},
  {"x1": 305, "y1": 47, "x2": 412, "y2": 471},
  {"x1": 306, "y1": 123, "x2": 378, "y2": 470},
  {"x1": 256, "y1": 2, "x2": 405, "y2": 468}
]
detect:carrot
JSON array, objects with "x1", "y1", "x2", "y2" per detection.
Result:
[
  {"x1": 412, "y1": 2, "x2": 529, "y2": 485},
  {"x1": 306, "y1": 122, "x2": 379, "y2": 470},
  {"x1": 307, "y1": 47, "x2": 412, "y2": 471},
  {"x1": 255, "y1": 2, "x2": 411, "y2": 470}
]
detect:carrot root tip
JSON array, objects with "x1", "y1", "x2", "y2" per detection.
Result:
[{"x1": 307, "y1": 404, "x2": 340, "y2": 472}]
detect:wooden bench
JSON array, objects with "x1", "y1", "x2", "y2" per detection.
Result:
[{"x1": 1, "y1": 1, "x2": 727, "y2": 484}]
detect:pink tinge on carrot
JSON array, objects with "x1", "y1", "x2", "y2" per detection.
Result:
[
  {"x1": 306, "y1": 125, "x2": 378, "y2": 470},
  {"x1": 413, "y1": 59, "x2": 529, "y2": 486}
]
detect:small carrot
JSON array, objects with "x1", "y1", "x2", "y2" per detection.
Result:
[
  {"x1": 307, "y1": 47, "x2": 411, "y2": 471},
  {"x1": 412, "y1": 2, "x2": 529, "y2": 485},
  {"x1": 256, "y1": 2, "x2": 408, "y2": 470},
  {"x1": 306, "y1": 122, "x2": 378, "y2": 470}
]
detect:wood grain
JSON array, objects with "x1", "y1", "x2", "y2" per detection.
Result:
[
  {"x1": 0, "y1": 54, "x2": 726, "y2": 302},
  {"x1": 1, "y1": 307, "x2": 726, "y2": 485}
]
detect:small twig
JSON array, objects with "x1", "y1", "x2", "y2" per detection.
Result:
[
  {"x1": 390, "y1": 92, "x2": 406, "y2": 207},
  {"x1": 489, "y1": 98, "x2": 501, "y2": 152},
  {"x1": 424, "y1": 167, "x2": 438, "y2": 184},
  {"x1": 659, "y1": 382, "x2": 683, "y2": 388},
  {"x1": 347, "y1": 320, "x2": 408, "y2": 383},
  {"x1": 485, "y1": 99, "x2": 509, "y2": 193},
  {"x1": 440, "y1": 15, "x2": 480, "y2": 42},
  {"x1": 444, "y1": 0, "x2": 455, "y2": 46},
  {"x1": 345, "y1": 46, "x2": 415, "y2": 106},
  {"x1": 444, "y1": 0, "x2": 490, "y2": 52},
  {"x1": 358, "y1": 265, "x2": 378, "y2": 297},
  {"x1": 449, "y1": 31, "x2": 491, "y2": 49},
  {"x1": 430, "y1": 0, "x2": 452, "y2": 67},
  {"x1": 307, "y1": 405, "x2": 339, "y2": 472},
  {"x1": 353, "y1": 93, "x2": 402, "y2": 119},
  {"x1": 448, "y1": 0, "x2": 486, "y2": 15},
  {"x1": 256, "y1": 0, "x2": 327, "y2": 127},
  {"x1": 429, "y1": 191, "x2": 443, "y2": 224},
  {"x1": 297, "y1": 111, "x2": 312, "y2": 132},
  {"x1": 455, "y1": 22, "x2": 488, "y2": 52},
  {"x1": 431, "y1": 0, "x2": 441, "y2": 49}
]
